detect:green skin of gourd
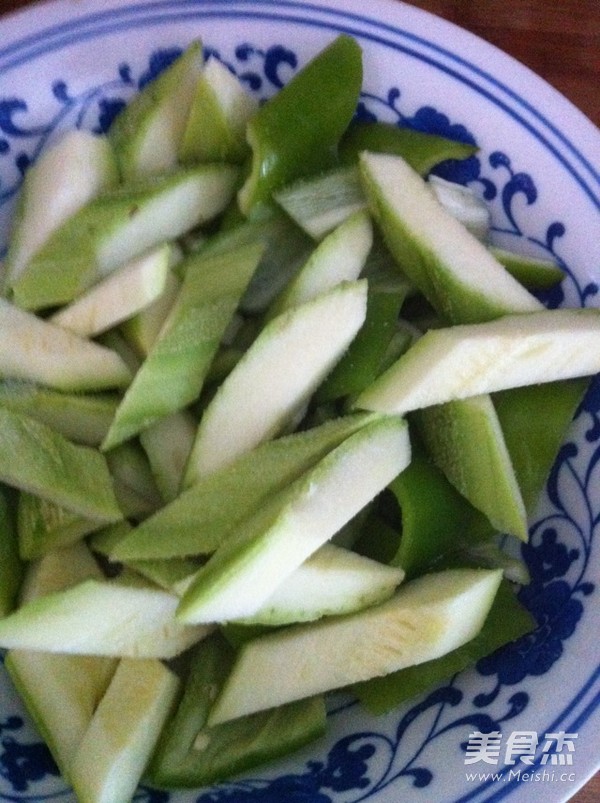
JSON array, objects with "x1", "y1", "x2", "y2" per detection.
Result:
[
  {"x1": 0, "y1": 383, "x2": 119, "y2": 447},
  {"x1": 0, "y1": 408, "x2": 122, "y2": 524},
  {"x1": 110, "y1": 413, "x2": 379, "y2": 563}
]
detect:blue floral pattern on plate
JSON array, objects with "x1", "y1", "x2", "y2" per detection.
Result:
[{"x1": 0, "y1": 2, "x2": 599, "y2": 801}]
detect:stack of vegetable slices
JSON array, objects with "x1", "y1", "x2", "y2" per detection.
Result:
[{"x1": 0, "y1": 33, "x2": 597, "y2": 802}]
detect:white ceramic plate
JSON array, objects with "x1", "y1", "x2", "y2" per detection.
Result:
[{"x1": 0, "y1": 1, "x2": 599, "y2": 801}]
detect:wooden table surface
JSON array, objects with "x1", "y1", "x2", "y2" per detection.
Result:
[{"x1": 0, "y1": 0, "x2": 599, "y2": 800}]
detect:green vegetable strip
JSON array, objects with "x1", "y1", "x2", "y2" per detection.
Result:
[
  {"x1": 0, "y1": 381, "x2": 119, "y2": 447},
  {"x1": 387, "y1": 441, "x2": 494, "y2": 579},
  {"x1": 0, "y1": 408, "x2": 122, "y2": 523},
  {"x1": 101, "y1": 242, "x2": 264, "y2": 450},
  {"x1": 354, "y1": 580, "x2": 535, "y2": 715},
  {"x1": 111, "y1": 413, "x2": 379, "y2": 561},
  {"x1": 493, "y1": 378, "x2": 589, "y2": 513},
  {"x1": 17, "y1": 492, "x2": 105, "y2": 561},
  {"x1": 148, "y1": 633, "x2": 326, "y2": 788},
  {"x1": 238, "y1": 34, "x2": 363, "y2": 214},
  {"x1": 339, "y1": 120, "x2": 478, "y2": 174}
]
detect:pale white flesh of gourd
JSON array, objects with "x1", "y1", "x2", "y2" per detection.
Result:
[
  {"x1": 112, "y1": 412, "x2": 380, "y2": 561},
  {"x1": 273, "y1": 165, "x2": 366, "y2": 240},
  {"x1": 355, "y1": 308, "x2": 600, "y2": 415},
  {"x1": 49, "y1": 244, "x2": 171, "y2": 337},
  {"x1": 179, "y1": 55, "x2": 259, "y2": 163},
  {"x1": 11, "y1": 164, "x2": 239, "y2": 311},
  {"x1": 208, "y1": 568, "x2": 502, "y2": 724},
  {"x1": 3, "y1": 129, "x2": 118, "y2": 289},
  {"x1": 121, "y1": 267, "x2": 182, "y2": 357},
  {"x1": 0, "y1": 297, "x2": 132, "y2": 392},
  {"x1": 69, "y1": 658, "x2": 180, "y2": 803},
  {"x1": 359, "y1": 151, "x2": 543, "y2": 323},
  {"x1": 234, "y1": 543, "x2": 405, "y2": 626},
  {"x1": 0, "y1": 576, "x2": 210, "y2": 658},
  {"x1": 427, "y1": 174, "x2": 491, "y2": 243},
  {"x1": 185, "y1": 279, "x2": 368, "y2": 479},
  {"x1": 101, "y1": 241, "x2": 264, "y2": 451},
  {"x1": 176, "y1": 414, "x2": 410, "y2": 624},
  {"x1": 109, "y1": 41, "x2": 204, "y2": 180},
  {"x1": 5, "y1": 544, "x2": 117, "y2": 779},
  {"x1": 266, "y1": 209, "x2": 373, "y2": 319}
]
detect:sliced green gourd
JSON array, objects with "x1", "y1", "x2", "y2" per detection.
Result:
[
  {"x1": 413, "y1": 394, "x2": 528, "y2": 541},
  {"x1": 49, "y1": 245, "x2": 171, "y2": 337},
  {"x1": 3, "y1": 130, "x2": 118, "y2": 291},
  {"x1": 69, "y1": 658, "x2": 180, "y2": 803},
  {"x1": 354, "y1": 578, "x2": 534, "y2": 715},
  {"x1": 112, "y1": 412, "x2": 380, "y2": 561},
  {"x1": 427, "y1": 174, "x2": 490, "y2": 242},
  {"x1": 184, "y1": 279, "x2": 368, "y2": 480},
  {"x1": 359, "y1": 151, "x2": 543, "y2": 323},
  {"x1": 121, "y1": 267, "x2": 182, "y2": 357},
  {"x1": 0, "y1": 382, "x2": 118, "y2": 446},
  {"x1": 11, "y1": 164, "x2": 239, "y2": 310},
  {"x1": 179, "y1": 55, "x2": 258, "y2": 164},
  {"x1": 0, "y1": 575, "x2": 210, "y2": 658},
  {"x1": 265, "y1": 209, "x2": 373, "y2": 320},
  {"x1": 176, "y1": 415, "x2": 410, "y2": 625},
  {"x1": 5, "y1": 545, "x2": 117, "y2": 781},
  {"x1": 0, "y1": 297, "x2": 132, "y2": 392},
  {"x1": 17, "y1": 492, "x2": 105, "y2": 561},
  {"x1": 6, "y1": 651, "x2": 117, "y2": 783},
  {"x1": 147, "y1": 633, "x2": 326, "y2": 788},
  {"x1": 274, "y1": 165, "x2": 366, "y2": 240},
  {"x1": 238, "y1": 34, "x2": 362, "y2": 214},
  {"x1": 339, "y1": 120, "x2": 478, "y2": 173},
  {"x1": 0, "y1": 408, "x2": 122, "y2": 523},
  {"x1": 109, "y1": 41, "x2": 204, "y2": 180},
  {"x1": 101, "y1": 241, "x2": 263, "y2": 450},
  {"x1": 355, "y1": 309, "x2": 600, "y2": 415},
  {"x1": 235, "y1": 543, "x2": 404, "y2": 626},
  {"x1": 208, "y1": 567, "x2": 502, "y2": 723}
]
